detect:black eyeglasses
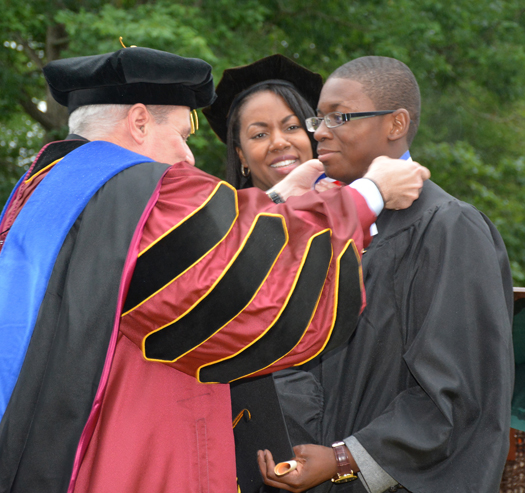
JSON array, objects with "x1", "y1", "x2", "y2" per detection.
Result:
[{"x1": 305, "y1": 111, "x2": 395, "y2": 132}]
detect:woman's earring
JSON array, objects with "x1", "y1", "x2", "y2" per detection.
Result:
[{"x1": 241, "y1": 165, "x2": 251, "y2": 177}]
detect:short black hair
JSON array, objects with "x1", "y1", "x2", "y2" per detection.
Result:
[
  {"x1": 330, "y1": 56, "x2": 421, "y2": 146},
  {"x1": 226, "y1": 83, "x2": 316, "y2": 189}
]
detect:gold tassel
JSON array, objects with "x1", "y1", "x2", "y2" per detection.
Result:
[
  {"x1": 119, "y1": 37, "x2": 137, "y2": 48},
  {"x1": 190, "y1": 109, "x2": 199, "y2": 134},
  {"x1": 190, "y1": 111, "x2": 195, "y2": 134},
  {"x1": 193, "y1": 109, "x2": 199, "y2": 131},
  {"x1": 232, "y1": 408, "x2": 251, "y2": 428}
]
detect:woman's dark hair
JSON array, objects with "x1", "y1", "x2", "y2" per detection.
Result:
[{"x1": 226, "y1": 83, "x2": 316, "y2": 190}]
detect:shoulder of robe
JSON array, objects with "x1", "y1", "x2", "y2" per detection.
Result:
[{"x1": 376, "y1": 180, "x2": 492, "y2": 243}]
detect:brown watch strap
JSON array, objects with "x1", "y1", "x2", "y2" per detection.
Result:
[{"x1": 331, "y1": 441, "x2": 358, "y2": 483}]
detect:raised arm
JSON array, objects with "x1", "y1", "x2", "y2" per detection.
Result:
[{"x1": 120, "y1": 161, "x2": 373, "y2": 381}]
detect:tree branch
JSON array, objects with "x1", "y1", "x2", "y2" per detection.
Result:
[
  {"x1": 17, "y1": 96, "x2": 55, "y2": 132},
  {"x1": 14, "y1": 34, "x2": 44, "y2": 70},
  {"x1": 50, "y1": 36, "x2": 69, "y2": 47},
  {"x1": 46, "y1": 24, "x2": 68, "y2": 63}
]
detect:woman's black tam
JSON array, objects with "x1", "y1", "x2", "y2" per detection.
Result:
[{"x1": 203, "y1": 54, "x2": 323, "y2": 143}]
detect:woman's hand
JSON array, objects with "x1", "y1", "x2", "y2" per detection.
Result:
[
  {"x1": 314, "y1": 178, "x2": 342, "y2": 192},
  {"x1": 271, "y1": 159, "x2": 325, "y2": 200}
]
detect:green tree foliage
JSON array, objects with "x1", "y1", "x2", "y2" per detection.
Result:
[{"x1": 2, "y1": 0, "x2": 525, "y2": 282}]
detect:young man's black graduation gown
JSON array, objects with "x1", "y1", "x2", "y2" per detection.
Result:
[{"x1": 313, "y1": 180, "x2": 514, "y2": 492}]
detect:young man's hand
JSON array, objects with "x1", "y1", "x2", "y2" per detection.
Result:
[{"x1": 257, "y1": 444, "x2": 338, "y2": 492}]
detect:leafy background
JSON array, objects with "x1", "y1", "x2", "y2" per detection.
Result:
[{"x1": 2, "y1": 0, "x2": 525, "y2": 282}]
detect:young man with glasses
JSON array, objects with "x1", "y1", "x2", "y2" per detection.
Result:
[{"x1": 259, "y1": 56, "x2": 513, "y2": 493}]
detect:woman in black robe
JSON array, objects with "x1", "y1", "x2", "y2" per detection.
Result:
[{"x1": 204, "y1": 55, "x2": 336, "y2": 492}]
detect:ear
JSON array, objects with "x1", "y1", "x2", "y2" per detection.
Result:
[
  {"x1": 127, "y1": 104, "x2": 152, "y2": 145},
  {"x1": 236, "y1": 147, "x2": 249, "y2": 170},
  {"x1": 387, "y1": 109, "x2": 410, "y2": 142}
]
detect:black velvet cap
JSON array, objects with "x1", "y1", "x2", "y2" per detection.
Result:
[
  {"x1": 43, "y1": 48, "x2": 216, "y2": 113},
  {"x1": 202, "y1": 54, "x2": 323, "y2": 143}
]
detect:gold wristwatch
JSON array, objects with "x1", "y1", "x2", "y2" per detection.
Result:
[{"x1": 331, "y1": 441, "x2": 358, "y2": 484}]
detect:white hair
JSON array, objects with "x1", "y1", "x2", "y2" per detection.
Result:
[{"x1": 68, "y1": 104, "x2": 176, "y2": 140}]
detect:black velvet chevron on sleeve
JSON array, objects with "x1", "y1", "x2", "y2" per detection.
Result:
[
  {"x1": 143, "y1": 214, "x2": 287, "y2": 362},
  {"x1": 320, "y1": 241, "x2": 362, "y2": 354},
  {"x1": 199, "y1": 231, "x2": 333, "y2": 383},
  {"x1": 123, "y1": 183, "x2": 237, "y2": 313}
]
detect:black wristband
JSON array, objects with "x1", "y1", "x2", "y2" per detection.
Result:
[{"x1": 265, "y1": 187, "x2": 285, "y2": 204}]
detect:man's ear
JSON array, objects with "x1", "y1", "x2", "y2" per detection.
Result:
[
  {"x1": 387, "y1": 109, "x2": 410, "y2": 142},
  {"x1": 128, "y1": 104, "x2": 152, "y2": 145}
]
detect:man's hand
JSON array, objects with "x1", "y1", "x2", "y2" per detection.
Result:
[
  {"x1": 270, "y1": 156, "x2": 430, "y2": 210},
  {"x1": 257, "y1": 444, "x2": 337, "y2": 492},
  {"x1": 364, "y1": 156, "x2": 430, "y2": 210},
  {"x1": 271, "y1": 159, "x2": 325, "y2": 200}
]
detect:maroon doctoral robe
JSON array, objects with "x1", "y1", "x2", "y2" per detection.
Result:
[{"x1": 0, "y1": 139, "x2": 374, "y2": 493}]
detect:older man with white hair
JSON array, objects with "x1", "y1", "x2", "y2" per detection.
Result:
[{"x1": 0, "y1": 46, "x2": 428, "y2": 493}]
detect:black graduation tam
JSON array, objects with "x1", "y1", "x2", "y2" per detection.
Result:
[
  {"x1": 202, "y1": 54, "x2": 323, "y2": 143},
  {"x1": 43, "y1": 47, "x2": 216, "y2": 113}
]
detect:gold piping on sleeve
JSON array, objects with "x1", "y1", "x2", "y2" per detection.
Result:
[
  {"x1": 137, "y1": 181, "x2": 237, "y2": 257},
  {"x1": 141, "y1": 212, "x2": 289, "y2": 364},
  {"x1": 196, "y1": 229, "x2": 333, "y2": 384},
  {"x1": 121, "y1": 182, "x2": 239, "y2": 317},
  {"x1": 24, "y1": 158, "x2": 63, "y2": 184}
]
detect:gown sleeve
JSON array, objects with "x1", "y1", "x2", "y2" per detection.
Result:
[
  {"x1": 119, "y1": 162, "x2": 376, "y2": 382},
  {"x1": 353, "y1": 200, "x2": 514, "y2": 492}
]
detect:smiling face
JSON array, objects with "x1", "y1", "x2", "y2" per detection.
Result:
[
  {"x1": 314, "y1": 78, "x2": 395, "y2": 184},
  {"x1": 236, "y1": 91, "x2": 313, "y2": 191}
]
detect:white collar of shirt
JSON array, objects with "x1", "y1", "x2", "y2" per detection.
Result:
[{"x1": 349, "y1": 156, "x2": 412, "y2": 236}]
